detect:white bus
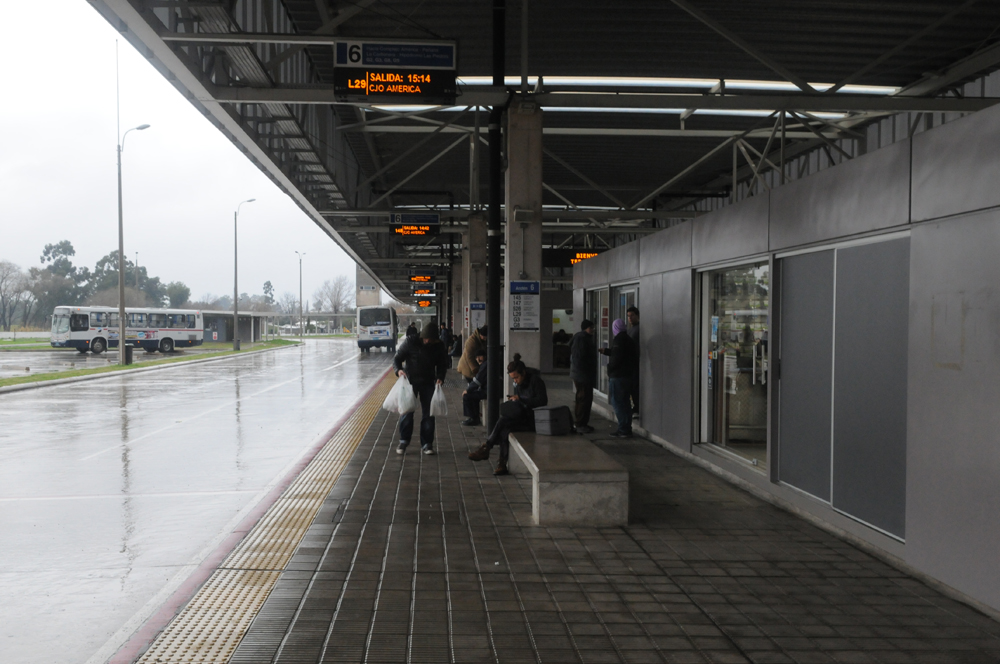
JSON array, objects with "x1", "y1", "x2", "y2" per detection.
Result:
[
  {"x1": 50, "y1": 306, "x2": 204, "y2": 354},
  {"x1": 357, "y1": 305, "x2": 398, "y2": 352}
]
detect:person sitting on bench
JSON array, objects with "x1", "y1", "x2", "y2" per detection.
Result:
[
  {"x1": 468, "y1": 354, "x2": 548, "y2": 476},
  {"x1": 461, "y1": 350, "x2": 488, "y2": 426}
]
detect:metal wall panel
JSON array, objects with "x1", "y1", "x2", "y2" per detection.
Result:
[
  {"x1": 581, "y1": 251, "x2": 608, "y2": 288},
  {"x1": 660, "y1": 269, "x2": 694, "y2": 449},
  {"x1": 778, "y1": 250, "x2": 834, "y2": 501},
  {"x1": 833, "y1": 238, "x2": 910, "y2": 539},
  {"x1": 692, "y1": 194, "x2": 769, "y2": 266},
  {"x1": 639, "y1": 221, "x2": 692, "y2": 276},
  {"x1": 639, "y1": 274, "x2": 664, "y2": 438},
  {"x1": 573, "y1": 260, "x2": 585, "y2": 289},
  {"x1": 912, "y1": 104, "x2": 1000, "y2": 222},
  {"x1": 907, "y1": 210, "x2": 1000, "y2": 610},
  {"x1": 573, "y1": 288, "x2": 585, "y2": 323},
  {"x1": 608, "y1": 241, "x2": 640, "y2": 283},
  {"x1": 769, "y1": 140, "x2": 910, "y2": 251}
]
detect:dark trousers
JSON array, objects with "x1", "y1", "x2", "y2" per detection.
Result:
[
  {"x1": 463, "y1": 390, "x2": 485, "y2": 418},
  {"x1": 630, "y1": 375, "x2": 640, "y2": 414},
  {"x1": 573, "y1": 380, "x2": 593, "y2": 427},
  {"x1": 398, "y1": 381, "x2": 436, "y2": 449},
  {"x1": 486, "y1": 413, "x2": 534, "y2": 463},
  {"x1": 608, "y1": 377, "x2": 633, "y2": 435}
]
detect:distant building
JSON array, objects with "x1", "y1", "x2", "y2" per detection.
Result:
[{"x1": 356, "y1": 264, "x2": 380, "y2": 308}]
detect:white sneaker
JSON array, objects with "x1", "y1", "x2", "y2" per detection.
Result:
[
  {"x1": 396, "y1": 445, "x2": 406, "y2": 455},
  {"x1": 422, "y1": 446, "x2": 436, "y2": 455}
]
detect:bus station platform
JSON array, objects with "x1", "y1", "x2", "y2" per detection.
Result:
[{"x1": 127, "y1": 371, "x2": 1000, "y2": 664}]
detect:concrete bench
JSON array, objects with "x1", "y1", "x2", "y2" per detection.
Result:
[{"x1": 508, "y1": 432, "x2": 629, "y2": 526}]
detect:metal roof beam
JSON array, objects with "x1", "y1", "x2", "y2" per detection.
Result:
[
  {"x1": 353, "y1": 125, "x2": 832, "y2": 138},
  {"x1": 669, "y1": 0, "x2": 817, "y2": 93},
  {"x1": 318, "y1": 208, "x2": 700, "y2": 220},
  {"x1": 211, "y1": 86, "x2": 999, "y2": 113},
  {"x1": 898, "y1": 40, "x2": 1000, "y2": 97}
]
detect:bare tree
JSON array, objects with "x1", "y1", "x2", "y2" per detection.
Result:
[
  {"x1": 313, "y1": 275, "x2": 355, "y2": 314},
  {"x1": 278, "y1": 291, "x2": 299, "y2": 316},
  {"x1": 0, "y1": 260, "x2": 25, "y2": 331}
]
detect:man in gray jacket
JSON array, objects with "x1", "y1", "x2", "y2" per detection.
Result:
[{"x1": 569, "y1": 320, "x2": 597, "y2": 433}]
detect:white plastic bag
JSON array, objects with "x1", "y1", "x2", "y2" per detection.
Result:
[
  {"x1": 396, "y1": 378, "x2": 419, "y2": 414},
  {"x1": 383, "y1": 375, "x2": 407, "y2": 413},
  {"x1": 430, "y1": 384, "x2": 448, "y2": 417}
]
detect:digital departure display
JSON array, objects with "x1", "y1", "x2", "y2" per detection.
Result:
[
  {"x1": 409, "y1": 275, "x2": 433, "y2": 283},
  {"x1": 543, "y1": 248, "x2": 605, "y2": 268},
  {"x1": 412, "y1": 288, "x2": 434, "y2": 295},
  {"x1": 392, "y1": 224, "x2": 440, "y2": 236},
  {"x1": 416, "y1": 300, "x2": 433, "y2": 308},
  {"x1": 334, "y1": 68, "x2": 456, "y2": 104}
]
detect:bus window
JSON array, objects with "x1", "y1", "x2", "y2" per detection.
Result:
[
  {"x1": 109, "y1": 312, "x2": 120, "y2": 327},
  {"x1": 359, "y1": 308, "x2": 392, "y2": 327},
  {"x1": 149, "y1": 313, "x2": 166, "y2": 328},
  {"x1": 70, "y1": 314, "x2": 89, "y2": 331},
  {"x1": 129, "y1": 313, "x2": 146, "y2": 327},
  {"x1": 90, "y1": 312, "x2": 109, "y2": 327},
  {"x1": 52, "y1": 314, "x2": 70, "y2": 334}
]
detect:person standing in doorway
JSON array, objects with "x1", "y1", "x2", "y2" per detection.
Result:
[
  {"x1": 601, "y1": 318, "x2": 636, "y2": 438},
  {"x1": 626, "y1": 306, "x2": 640, "y2": 416},
  {"x1": 393, "y1": 322, "x2": 449, "y2": 455},
  {"x1": 569, "y1": 319, "x2": 597, "y2": 434}
]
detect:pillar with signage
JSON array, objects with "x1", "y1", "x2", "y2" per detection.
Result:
[
  {"x1": 356, "y1": 264, "x2": 380, "y2": 308},
  {"x1": 504, "y1": 100, "x2": 544, "y2": 372},
  {"x1": 462, "y1": 212, "x2": 487, "y2": 340}
]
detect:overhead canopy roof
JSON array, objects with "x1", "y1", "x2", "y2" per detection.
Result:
[{"x1": 91, "y1": 0, "x2": 1000, "y2": 300}]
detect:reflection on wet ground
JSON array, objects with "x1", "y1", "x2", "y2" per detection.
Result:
[
  {"x1": 0, "y1": 339, "x2": 392, "y2": 664},
  {"x1": 0, "y1": 350, "x2": 115, "y2": 377}
]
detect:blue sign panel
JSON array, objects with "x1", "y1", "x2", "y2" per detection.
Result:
[
  {"x1": 336, "y1": 41, "x2": 456, "y2": 70},
  {"x1": 470, "y1": 302, "x2": 486, "y2": 310},
  {"x1": 509, "y1": 281, "x2": 541, "y2": 294},
  {"x1": 392, "y1": 213, "x2": 440, "y2": 225}
]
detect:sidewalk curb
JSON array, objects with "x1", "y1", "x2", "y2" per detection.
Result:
[{"x1": 0, "y1": 342, "x2": 303, "y2": 396}]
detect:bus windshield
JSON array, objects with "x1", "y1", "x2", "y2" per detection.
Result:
[
  {"x1": 360, "y1": 309, "x2": 391, "y2": 327},
  {"x1": 52, "y1": 314, "x2": 70, "y2": 334}
]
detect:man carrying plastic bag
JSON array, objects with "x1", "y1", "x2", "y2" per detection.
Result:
[{"x1": 392, "y1": 322, "x2": 449, "y2": 455}]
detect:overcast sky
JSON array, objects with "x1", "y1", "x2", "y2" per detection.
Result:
[{"x1": 0, "y1": 1, "x2": 359, "y2": 306}]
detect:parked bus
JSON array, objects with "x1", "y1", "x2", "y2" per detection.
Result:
[
  {"x1": 50, "y1": 306, "x2": 204, "y2": 354},
  {"x1": 357, "y1": 305, "x2": 398, "y2": 352}
]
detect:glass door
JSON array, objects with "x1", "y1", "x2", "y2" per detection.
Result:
[
  {"x1": 587, "y1": 288, "x2": 610, "y2": 394},
  {"x1": 701, "y1": 262, "x2": 770, "y2": 468}
]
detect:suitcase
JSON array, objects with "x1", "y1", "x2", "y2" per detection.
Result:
[{"x1": 533, "y1": 405, "x2": 574, "y2": 436}]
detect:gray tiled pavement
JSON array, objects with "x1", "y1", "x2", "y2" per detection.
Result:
[{"x1": 231, "y1": 372, "x2": 1000, "y2": 663}]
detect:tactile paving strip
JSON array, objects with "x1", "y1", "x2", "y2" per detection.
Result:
[{"x1": 136, "y1": 374, "x2": 393, "y2": 664}]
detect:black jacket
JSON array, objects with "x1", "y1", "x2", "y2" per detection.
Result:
[
  {"x1": 467, "y1": 360, "x2": 488, "y2": 398},
  {"x1": 393, "y1": 336, "x2": 449, "y2": 385},
  {"x1": 606, "y1": 331, "x2": 636, "y2": 379},
  {"x1": 513, "y1": 368, "x2": 548, "y2": 409},
  {"x1": 569, "y1": 330, "x2": 597, "y2": 386}
]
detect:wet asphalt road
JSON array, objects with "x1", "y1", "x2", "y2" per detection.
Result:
[
  {"x1": 0, "y1": 339, "x2": 393, "y2": 664},
  {"x1": 0, "y1": 349, "x2": 114, "y2": 378}
]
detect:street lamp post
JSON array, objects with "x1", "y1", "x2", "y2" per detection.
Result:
[
  {"x1": 295, "y1": 251, "x2": 306, "y2": 340},
  {"x1": 117, "y1": 123, "x2": 150, "y2": 365},
  {"x1": 233, "y1": 198, "x2": 256, "y2": 351},
  {"x1": 135, "y1": 251, "x2": 139, "y2": 293}
]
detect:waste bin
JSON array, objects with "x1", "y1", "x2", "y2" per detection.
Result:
[{"x1": 124, "y1": 344, "x2": 133, "y2": 365}]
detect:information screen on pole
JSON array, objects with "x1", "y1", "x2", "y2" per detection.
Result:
[
  {"x1": 391, "y1": 212, "x2": 441, "y2": 237},
  {"x1": 334, "y1": 40, "x2": 456, "y2": 104},
  {"x1": 509, "y1": 281, "x2": 540, "y2": 331}
]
